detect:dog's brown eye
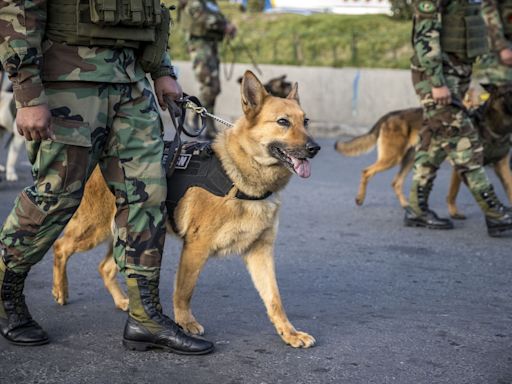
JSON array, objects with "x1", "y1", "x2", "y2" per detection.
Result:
[{"x1": 277, "y1": 118, "x2": 290, "y2": 127}]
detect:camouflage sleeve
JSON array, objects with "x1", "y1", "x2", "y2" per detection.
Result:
[
  {"x1": 482, "y1": 0, "x2": 512, "y2": 52},
  {"x1": 0, "y1": 0, "x2": 47, "y2": 108},
  {"x1": 412, "y1": 0, "x2": 446, "y2": 87},
  {"x1": 187, "y1": 0, "x2": 226, "y2": 35},
  {"x1": 150, "y1": 51, "x2": 175, "y2": 80}
]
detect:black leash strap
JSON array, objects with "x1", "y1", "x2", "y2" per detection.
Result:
[{"x1": 163, "y1": 94, "x2": 208, "y2": 177}]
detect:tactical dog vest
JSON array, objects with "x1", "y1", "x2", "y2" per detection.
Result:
[
  {"x1": 498, "y1": 0, "x2": 512, "y2": 39},
  {"x1": 441, "y1": 0, "x2": 489, "y2": 59},
  {"x1": 46, "y1": 0, "x2": 161, "y2": 48},
  {"x1": 164, "y1": 141, "x2": 272, "y2": 232}
]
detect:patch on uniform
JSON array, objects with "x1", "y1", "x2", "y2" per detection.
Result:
[{"x1": 418, "y1": 0, "x2": 436, "y2": 14}]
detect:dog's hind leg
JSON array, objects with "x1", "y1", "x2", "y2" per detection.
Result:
[
  {"x1": 446, "y1": 169, "x2": 466, "y2": 219},
  {"x1": 392, "y1": 147, "x2": 415, "y2": 207},
  {"x1": 356, "y1": 153, "x2": 401, "y2": 206},
  {"x1": 173, "y1": 242, "x2": 210, "y2": 335},
  {"x1": 98, "y1": 243, "x2": 128, "y2": 311},
  {"x1": 493, "y1": 153, "x2": 512, "y2": 204},
  {"x1": 242, "y1": 235, "x2": 315, "y2": 348}
]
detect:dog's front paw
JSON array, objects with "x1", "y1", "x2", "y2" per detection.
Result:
[
  {"x1": 52, "y1": 285, "x2": 68, "y2": 306},
  {"x1": 282, "y1": 330, "x2": 316, "y2": 348},
  {"x1": 175, "y1": 311, "x2": 205, "y2": 335},
  {"x1": 180, "y1": 320, "x2": 205, "y2": 335}
]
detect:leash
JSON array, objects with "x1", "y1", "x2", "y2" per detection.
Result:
[{"x1": 163, "y1": 94, "x2": 234, "y2": 176}]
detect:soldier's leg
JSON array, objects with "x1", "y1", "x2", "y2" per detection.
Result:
[
  {"x1": 444, "y1": 111, "x2": 512, "y2": 236},
  {"x1": 100, "y1": 79, "x2": 213, "y2": 354},
  {"x1": 405, "y1": 69, "x2": 453, "y2": 228},
  {"x1": 189, "y1": 39, "x2": 221, "y2": 139},
  {"x1": 0, "y1": 82, "x2": 108, "y2": 345}
]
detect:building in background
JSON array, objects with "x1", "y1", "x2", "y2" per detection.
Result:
[{"x1": 232, "y1": 0, "x2": 392, "y2": 15}]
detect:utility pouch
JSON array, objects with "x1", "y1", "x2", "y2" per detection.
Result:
[
  {"x1": 89, "y1": 0, "x2": 162, "y2": 26},
  {"x1": 139, "y1": 5, "x2": 171, "y2": 73},
  {"x1": 90, "y1": 0, "x2": 120, "y2": 25}
]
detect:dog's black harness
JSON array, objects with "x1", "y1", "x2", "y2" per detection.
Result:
[{"x1": 163, "y1": 141, "x2": 273, "y2": 233}]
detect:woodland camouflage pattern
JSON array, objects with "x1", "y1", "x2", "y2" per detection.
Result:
[
  {"x1": 409, "y1": 0, "x2": 500, "y2": 215},
  {"x1": 0, "y1": 0, "x2": 171, "y2": 279},
  {"x1": 481, "y1": 0, "x2": 512, "y2": 84},
  {"x1": 181, "y1": 0, "x2": 227, "y2": 135}
]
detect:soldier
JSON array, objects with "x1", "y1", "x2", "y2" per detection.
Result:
[
  {"x1": 404, "y1": 0, "x2": 512, "y2": 236},
  {"x1": 179, "y1": 0, "x2": 237, "y2": 138},
  {"x1": 481, "y1": 0, "x2": 512, "y2": 86},
  {"x1": 0, "y1": 1, "x2": 214, "y2": 354}
]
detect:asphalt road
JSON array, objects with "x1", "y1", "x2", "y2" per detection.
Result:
[{"x1": 0, "y1": 136, "x2": 511, "y2": 384}]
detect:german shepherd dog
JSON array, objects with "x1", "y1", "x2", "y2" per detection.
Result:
[
  {"x1": 52, "y1": 71, "x2": 320, "y2": 348},
  {"x1": 335, "y1": 83, "x2": 512, "y2": 219}
]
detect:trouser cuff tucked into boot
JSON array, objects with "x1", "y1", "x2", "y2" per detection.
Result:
[
  {"x1": 122, "y1": 274, "x2": 214, "y2": 355},
  {"x1": 0, "y1": 255, "x2": 49, "y2": 346}
]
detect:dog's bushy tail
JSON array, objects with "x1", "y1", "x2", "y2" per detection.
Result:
[{"x1": 334, "y1": 112, "x2": 390, "y2": 157}]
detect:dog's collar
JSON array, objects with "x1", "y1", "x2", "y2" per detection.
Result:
[{"x1": 235, "y1": 189, "x2": 273, "y2": 200}]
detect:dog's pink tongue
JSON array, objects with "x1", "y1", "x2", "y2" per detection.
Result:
[{"x1": 292, "y1": 158, "x2": 311, "y2": 178}]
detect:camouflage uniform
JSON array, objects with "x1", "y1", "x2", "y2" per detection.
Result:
[
  {"x1": 481, "y1": 0, "x2": 512, "y2": 85},
  {"x1": 407, "y1": 0, "x2": 512, "y2": 232},
  {"x1": 0, "y1": 3, "x2": 173, "y2": 279},
  {"x1": 179, "y1": 0, "x2": 227, "y2": 137}
]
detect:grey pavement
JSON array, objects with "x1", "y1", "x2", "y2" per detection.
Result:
[{"x1": 0, "y1": 135, "x2": 511, "y2": 384}]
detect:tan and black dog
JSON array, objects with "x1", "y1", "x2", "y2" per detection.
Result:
[
  {"x1": 52, "y1": 70, "x2": 320, "y2": 348},
  {"x1": 335, "y1": 83, "x2": 512, "y2": 219}
]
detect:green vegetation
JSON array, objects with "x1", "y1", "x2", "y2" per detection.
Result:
[{"x1": 167, "y1": 0, "x2": 413, "y2": 69}]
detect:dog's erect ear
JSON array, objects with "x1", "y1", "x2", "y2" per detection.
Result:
[
  {"x1": 480, "y1": 83, "x2": 498, "y2": 94},
  {"x1": 286, "y1": 82, "x2": 300, "y2": 103},
  {"x1": 241, "y1": 70, "x2": 268, "y2": 117}
]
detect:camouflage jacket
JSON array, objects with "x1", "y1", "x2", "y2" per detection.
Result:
[
  {"x1": 0, "y1": 0, "x2": 174, "y2": 109},
  {"x1": 180, "y1": 0, "x2": 227, "y2": 40},
  {"x1": 411, "y1": 0, "x2": 492, "y2": 87},
  {"x1": 482, "y1": 0, "x2": 512, "y2": 52}
]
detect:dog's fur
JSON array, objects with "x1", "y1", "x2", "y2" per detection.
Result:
[
  {"x1": 335, "y1": 83, "x2": 512, "y2": 219},
  {"x1": 52, "y1": 71, "x2": 319, "y2": 348},
  {"x1": 0, "y1": 76, "x2": 24, "y2": 182}
]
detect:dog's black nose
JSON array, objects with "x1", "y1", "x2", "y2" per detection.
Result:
[{"x1": 306, "y1": 140, "x2": 321, "y2": 157}]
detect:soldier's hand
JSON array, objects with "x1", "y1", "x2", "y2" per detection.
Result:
[
  {"x1": 499, "y1": 48, "x2": 512, "y2": 66},
  {"x1": 16, "y1": 104, "x2": 53, "y2": 141},
  {"x1": 154, "y1": 76, "x2": 183, "y2": 111},
  {"x1": 432, "y1": 86, "x2": 452, "y2": 106}
]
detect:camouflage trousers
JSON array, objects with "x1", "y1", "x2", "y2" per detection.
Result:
[
  {"x1": 0, "y1": 79, "x2": 167, "y2": 279},
  {"x1": 188, "y1": 38, "x2": 221, "y2": 136},
  {"x1": 409, "y1": 59, "x2": 493, "y2": 213},
  {"x1": 481, "y1": 53, "x2": 512, "y2": 86}
]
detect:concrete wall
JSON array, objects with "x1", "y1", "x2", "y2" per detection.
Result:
[{"x1": 173, "y1": 60, "x2": 420, "y2": 137}]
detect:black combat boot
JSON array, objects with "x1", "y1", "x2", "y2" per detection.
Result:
[
  {"x1": 476, "y1": 187, "x2": 512, "y2": 237},
  {"x1": 404, "y1": 184, "x2": 454, "y2": 229},
  {"x1": 0, "y1": 256, "x2": 49, "y2": 346},
  {"x1": 122, "y1": 274, "x2": 214, "y2": 355}
]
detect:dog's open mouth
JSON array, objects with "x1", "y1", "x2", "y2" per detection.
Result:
[{"x1": 270, "y1": 145, "x2": 311, "y2": 178}]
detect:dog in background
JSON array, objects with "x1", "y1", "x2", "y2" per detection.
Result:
[
  {"x1": 52, "y1": 71, "x2": 320, "y2": 348},
  {"x1": 335, "y1": 83, "x2": 512, "y2": 219},
  {"x1": 0, "y1": 73, "x2": 24, "y2": 182},
  {"x1": 238, "y1": 74, "x2": 293, "y2": 99}
]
